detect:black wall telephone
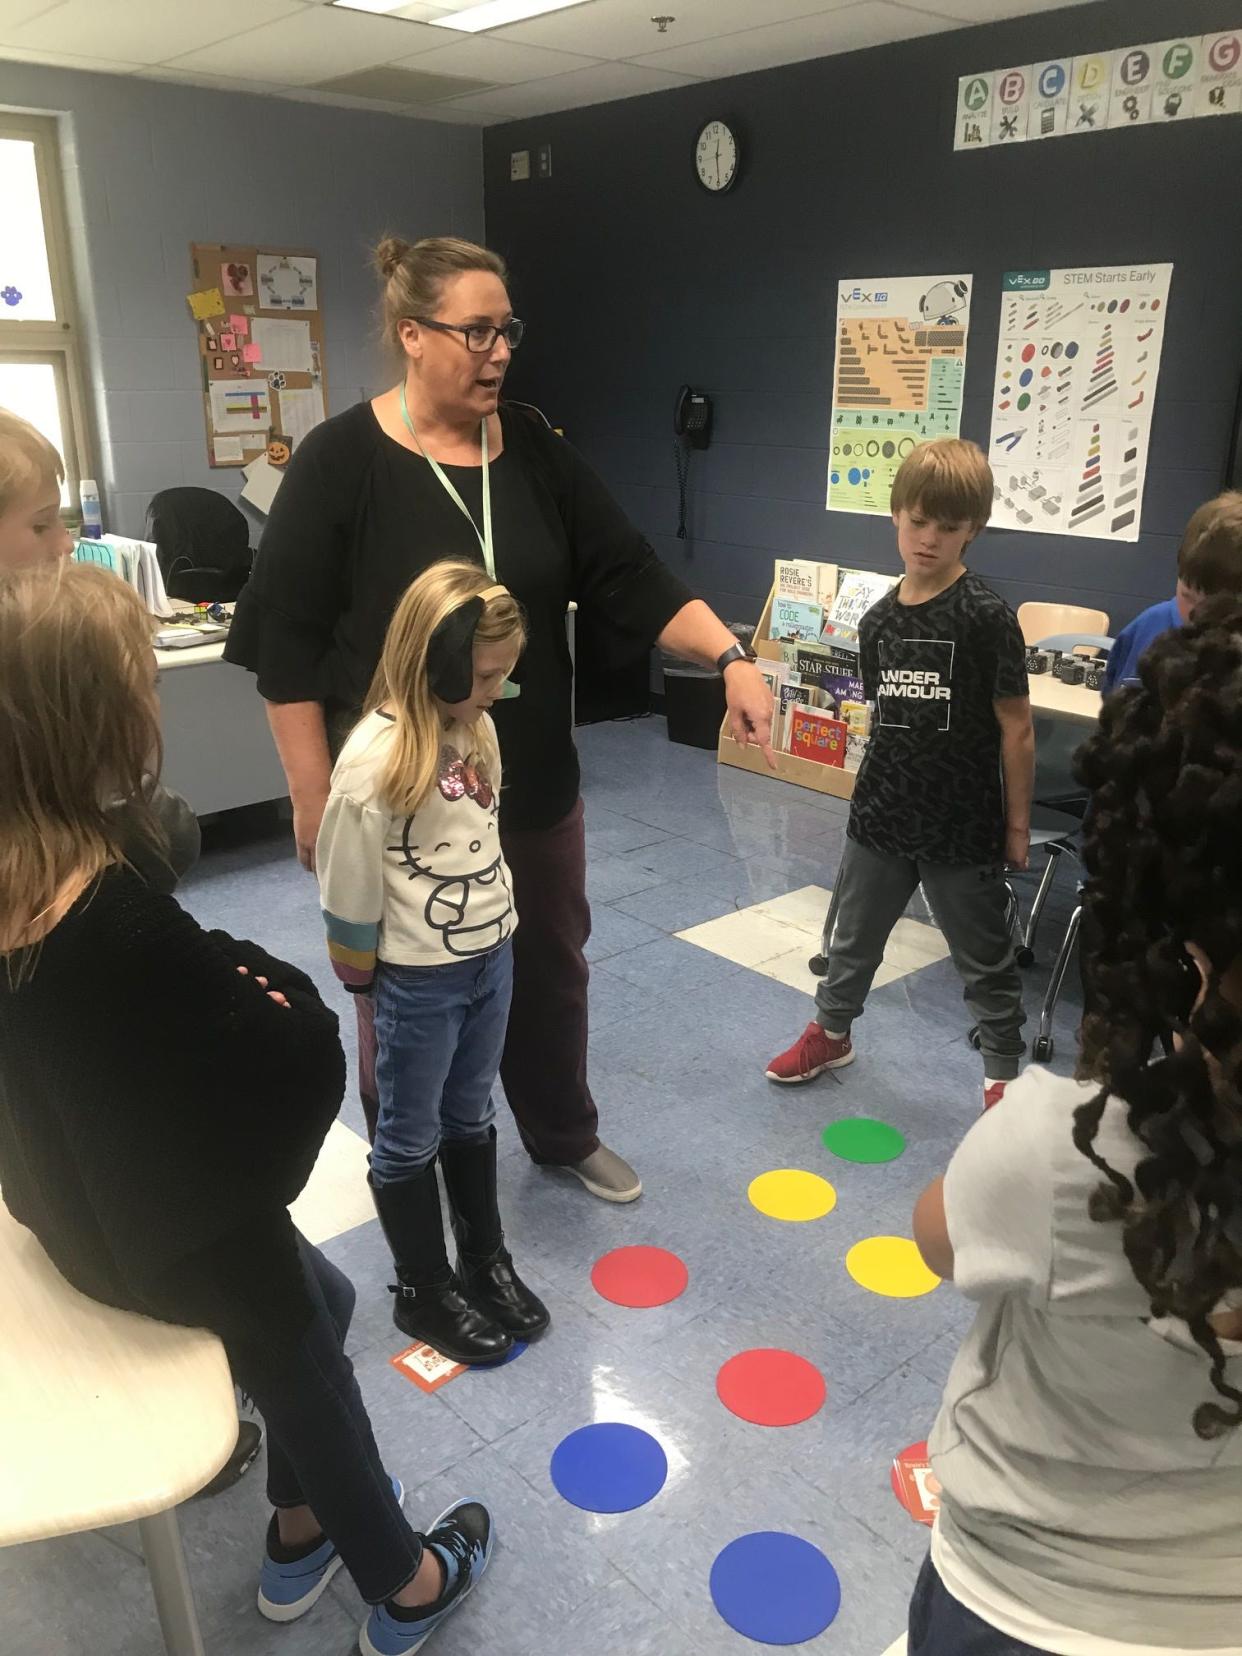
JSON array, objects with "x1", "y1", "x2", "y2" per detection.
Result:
[
  {"x1": 673, "y1": 385, "x2": 713, "y2": 540},
  {"x1": 674, "y1": 384, "x2": 713, "y2": 449}
]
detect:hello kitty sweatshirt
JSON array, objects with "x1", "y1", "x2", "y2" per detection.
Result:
[{"x1": 316, "y1": 709, "x2": 516, "y2": 988}]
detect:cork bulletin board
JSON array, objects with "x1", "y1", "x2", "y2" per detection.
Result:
[{"x1": 187, "y1": 242, "x2": 329, "y2": 470}]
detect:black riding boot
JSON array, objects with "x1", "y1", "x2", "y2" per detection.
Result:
[
  {"x1": 438, "y1": 1129, "x2": 550, "y2": 1339},
  {"x1": 368, "y1": 1164, "x2": 512, "y2": 1363}
]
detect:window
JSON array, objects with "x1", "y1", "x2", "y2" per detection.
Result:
[{"x1": 0, "y1": 113, "x2": 91, "y2": 510}]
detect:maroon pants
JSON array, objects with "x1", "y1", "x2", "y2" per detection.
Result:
[{"x1": 354, "y1": 798, "x2": 600, "y2": 1167}]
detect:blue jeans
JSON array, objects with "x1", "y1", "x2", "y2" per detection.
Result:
[
  {"x1": 908, "y1": 1557, "x2": 1051, "y2": 1655},
  {"x1": 229, "y1": 1235, "x2": 422, "y2": 1605},
  {"x1": 371, "y1": 940, "x2": 514, "y2": 1186}
]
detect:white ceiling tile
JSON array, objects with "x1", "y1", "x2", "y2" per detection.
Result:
[
  {"x1": 163, "y1": 5, "x2": 443, "y2": 85},
  {"x1": 0, "y1": 41, "x2": 143, "y2": 72},
  {"x1": 393, "y1": 33, "x2": 600, "y2": 80},
  {"x1": 440, "y1": 58, "x2": 698, "y2": 117},
  {"x1": 0, "y1": 0, "x2": 60, "y2": 35},
  {"x1": 487, "y1": 0, "x2": 858, "y2": 59},
  {"x1": 633, "y1": 0, "x2": 948, "y2": 78},
  {"x1": 5, "y1": 0, "x2": 310, "y2": 65},
  {"x1": 899, "y1": 0, "x2": 1083, "y2": 19}
]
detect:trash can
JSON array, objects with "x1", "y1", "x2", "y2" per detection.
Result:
[
  {"x1": 662, "y1": 657, "x2": 724, "y2": 749},
  {"x1": 661, "y1": 627, "x2": 753, "y2": 750}
]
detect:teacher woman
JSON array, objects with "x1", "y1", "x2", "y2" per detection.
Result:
[{"x1": 226, "y1": 235, "x2": 773, "y2": 1203}]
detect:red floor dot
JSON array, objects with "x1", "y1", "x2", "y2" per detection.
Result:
[
  {"x1": 716, "y1": 1348, "x2": 827, "y2": 1427},
  {"x1": 590, "y1": 1245, "x2": 689, "y2": 1308}
]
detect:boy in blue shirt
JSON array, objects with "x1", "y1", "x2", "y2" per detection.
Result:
[{"x1": 1103, "y1": 491, "x2": 1242, "y2": 691}]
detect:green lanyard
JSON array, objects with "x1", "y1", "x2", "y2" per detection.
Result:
[{"x1": 400, "y1": 381, "x2": 495, "y2": 579}]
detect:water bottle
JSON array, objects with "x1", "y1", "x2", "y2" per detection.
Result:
[{"x1": 79, "y1": 478, "x2": 103, "y2": 540}]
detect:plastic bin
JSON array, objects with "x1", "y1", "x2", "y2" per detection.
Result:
[{"x1": 660, "y1": 625, "x2": 755, "y2": 750}]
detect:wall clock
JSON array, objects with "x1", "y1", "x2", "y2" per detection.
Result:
[{"x1": 694, "y1": 118, "x2": 740, "y2": 194}]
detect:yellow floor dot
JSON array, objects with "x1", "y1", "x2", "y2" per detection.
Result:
[
  {"x1": 846, "y1": 1236, "x2": 941, "y2": 1298},
  {"x1": 748, "y1": 1169, "x2": 837, "y2": 1222}
]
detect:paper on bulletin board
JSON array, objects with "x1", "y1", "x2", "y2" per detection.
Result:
[
  {"x1": 257, "y1": 253, "x2": 317, "y2": 311},
  {"x1": 209, "y1": 377, "x2": 271, "y2": 435},
  {"x1": 827, "y1": 274, "x2": 972, "y2": 516},
  {"x1": 251, "y1": 317, "x2": 314, "y2": 373},
  {"x1": 241, "y1": 454, "x2": 283, "y2": 515},
  {"x1": 277, "y1": 385, "x2": 326, "y2": 452},
  {"x1": 987, "y1": 263, "x2": 1172, "y2": 542}
]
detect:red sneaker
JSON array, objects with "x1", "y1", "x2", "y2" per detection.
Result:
[
  {"x1": 765, "y1": 1022, "x2": 854, "y2": 1084},
  {"x1": 983, "y1": 1081, "x2": 1008, "y2": 1112}
]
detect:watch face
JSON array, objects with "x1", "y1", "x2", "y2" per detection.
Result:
[{"x1": 695, "y1": 120, "x2": 739, "y2": 193}]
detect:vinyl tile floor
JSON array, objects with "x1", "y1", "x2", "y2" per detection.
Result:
[{"x1": 3, "y1": 717, "x2": 1085, "y2": 1656}]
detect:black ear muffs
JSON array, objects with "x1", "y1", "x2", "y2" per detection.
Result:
[
  {"x1": 427, "y1": 595, "x2": 485, "y2": 705},
  {"x1": 427, "y1": 584, "x2": 518, "y2": 704}
]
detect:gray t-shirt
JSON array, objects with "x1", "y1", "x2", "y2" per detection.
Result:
[{"x1": 931, "y1": 1066, "x2": 1242, "y2": 1648}]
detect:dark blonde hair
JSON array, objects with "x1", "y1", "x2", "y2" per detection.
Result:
[
  {"x1": 1177, "y1": 491, "x2": 1242, "y2": 596},
  {"x1": 373, "y1": 236, "x2": 509, "y2": 356},
  {"x1": 362, "y1": 560, "x2": 525, "y2": 814},
  {"x1": 0, "y1": 562, "x2": 162, "y2": 973},
  {"x1": 0, "y1": 407, "x2": 64, "y2": 516},
  {"x1": 890, "y1": 437, "x2": 994, "y2": 527}
]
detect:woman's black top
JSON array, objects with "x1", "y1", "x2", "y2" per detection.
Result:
[
  {"x1": 0, "y1": 868, "x2": 345, "y2": 1368},
  {"x1": 224, "y1": 402, "x2": 693, "y2": 830}
]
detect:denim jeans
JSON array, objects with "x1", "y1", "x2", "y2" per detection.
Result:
[
  {"x1": 371, "y1": 940, "x2": 514, "y2": 1186},
  {"x1": 228, "y1": 1235, "x2": 422, "y2": 1605},
  {"x1": 908, "y1": 1556, "x2": 1052, "y2": 1655}
]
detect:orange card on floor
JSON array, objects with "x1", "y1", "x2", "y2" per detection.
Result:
[
  {"x1": 891, "y1": 1440, "x2": 940, "y2": 1525},
  {"x1": 390, "y1": 1341, "x2": 468, "y2": 1394}
]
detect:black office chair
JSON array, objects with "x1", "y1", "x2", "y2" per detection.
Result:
[{"x1": 147, "y1": 487, "x2": 253, "y2": 603}]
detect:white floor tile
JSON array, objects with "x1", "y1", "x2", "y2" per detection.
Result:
[
  {"x1": 677, "y1": 886, "x2": 948, "y2": 992},
  {"x1": 289, "y1": 1118, "x2": 374, "y2": 1245}
]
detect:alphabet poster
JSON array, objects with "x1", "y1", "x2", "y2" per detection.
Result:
[
  {"x1": 987, "y1": 263, "x2": 1172, "y2": 541},
  {"x1": 827, "y1": 274, "x2": 972, "y2": 516}
]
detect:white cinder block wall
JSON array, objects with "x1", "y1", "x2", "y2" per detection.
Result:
[{"x1": 2, "y1": 60, "x2": 485, "y2": 537}]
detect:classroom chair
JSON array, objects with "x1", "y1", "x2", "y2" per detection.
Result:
[
  {"x1": 148, "y1": 487, "x2": 253, "y2": 603},
  {"x1": 1018, "y1": 600, "x2": 1109, "y2": 647},
  {"x1": 0, "y1": 1201, "x2": 237, "y2": 1655}
]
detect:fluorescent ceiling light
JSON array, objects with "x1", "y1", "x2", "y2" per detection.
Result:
[
  {"x1": 331, "y1": 0, "x2": 444, "y2": 16},
  {"x1": 332, "y1": 1, "x2": 411, "y2": 14},
  {"x1": 430, "y1": 0, "x2": 594, "y2": 34}
]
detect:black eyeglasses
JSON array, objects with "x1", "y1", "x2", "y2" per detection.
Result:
[{"x1": 413, "y1": 316, "x2": 526, "y2": 354}]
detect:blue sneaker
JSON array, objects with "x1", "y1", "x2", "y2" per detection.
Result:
[
  {"x1": 359, "y1": 1498, "x2": 493, "y2": 1655},
  {"x1": 258, "y1": 1476, "x2": 405, "y2": 1623}
]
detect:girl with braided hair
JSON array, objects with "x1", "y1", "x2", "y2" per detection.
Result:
[{"x1": 906, "y1": 597, "x2": 1242, "y2": 1655}]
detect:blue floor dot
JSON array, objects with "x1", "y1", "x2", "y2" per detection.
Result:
[
  {"x1": 710, "y1": 1531, "x2": 841, "y2": 1645},
  {"x1": 550, "y1": 1422, "x2": 667, "y2": 1513}
]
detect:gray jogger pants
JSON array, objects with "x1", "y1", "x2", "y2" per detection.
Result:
[{"x1": 814, "y1": 836, "x2": 1026, "y2": 1081}]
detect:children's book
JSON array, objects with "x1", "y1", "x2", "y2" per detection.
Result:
[
  {"x1": 778, "y1": 677, "x2": 811, "y2": 751},
  {"x1": 770, "y1": 595, "x2": 824, "y2": 643},
  {"x1": 823, "y1": 569, "x2": 897, "y2": 642},
  {"x1": 774, "y1": 558, "x2": 838, "y2": 610},
  {"x1": 789, "y1": 707, "x2": 847, "y2": 768}
]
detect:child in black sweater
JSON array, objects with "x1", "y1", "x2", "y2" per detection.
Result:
[{"x1": 0, "y1": 561, "x2": 493, "y2": 1654}]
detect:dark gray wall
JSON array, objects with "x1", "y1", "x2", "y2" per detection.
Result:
[{"x1": 484, "y1": 0, "x2": 1242, "y2": 634}]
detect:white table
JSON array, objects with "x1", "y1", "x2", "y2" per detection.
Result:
[
  {"x1": 156, "y1": 639, "x2": 289, "y2": 817},
  {"x1": 0, "y1": 1203, "x2": 237, "y2": 1654},
  {"x1": 1027, "y1": 671, "x2": 1101, "y2": 725}
]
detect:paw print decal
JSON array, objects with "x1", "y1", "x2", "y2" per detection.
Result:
[
  {"x1": 1, "y1": 285, "x2": 22, "y2": 307},
  {"x1": 267, "y1": 371, "x2": 287, "y2": 390}
]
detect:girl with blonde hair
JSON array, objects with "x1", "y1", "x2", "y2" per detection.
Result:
[
  {"x1": 0, "y1": 561, "x2": 494, "y2": 1655},
  {"x1": 318, "y1": 559, "x2": 549, "y2": 1363}
]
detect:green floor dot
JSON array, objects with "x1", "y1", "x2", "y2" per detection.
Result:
[{"x1": 822, "y1": 1117, "x2": 906, "y2": 1164}]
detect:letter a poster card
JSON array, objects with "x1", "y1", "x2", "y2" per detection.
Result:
[
  {"x1": 987, "y1": 264, "x2": 1171, "y2": 542},
  {"x1": 827, "y1": 274, "x2": 972, "y2": 517}
]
